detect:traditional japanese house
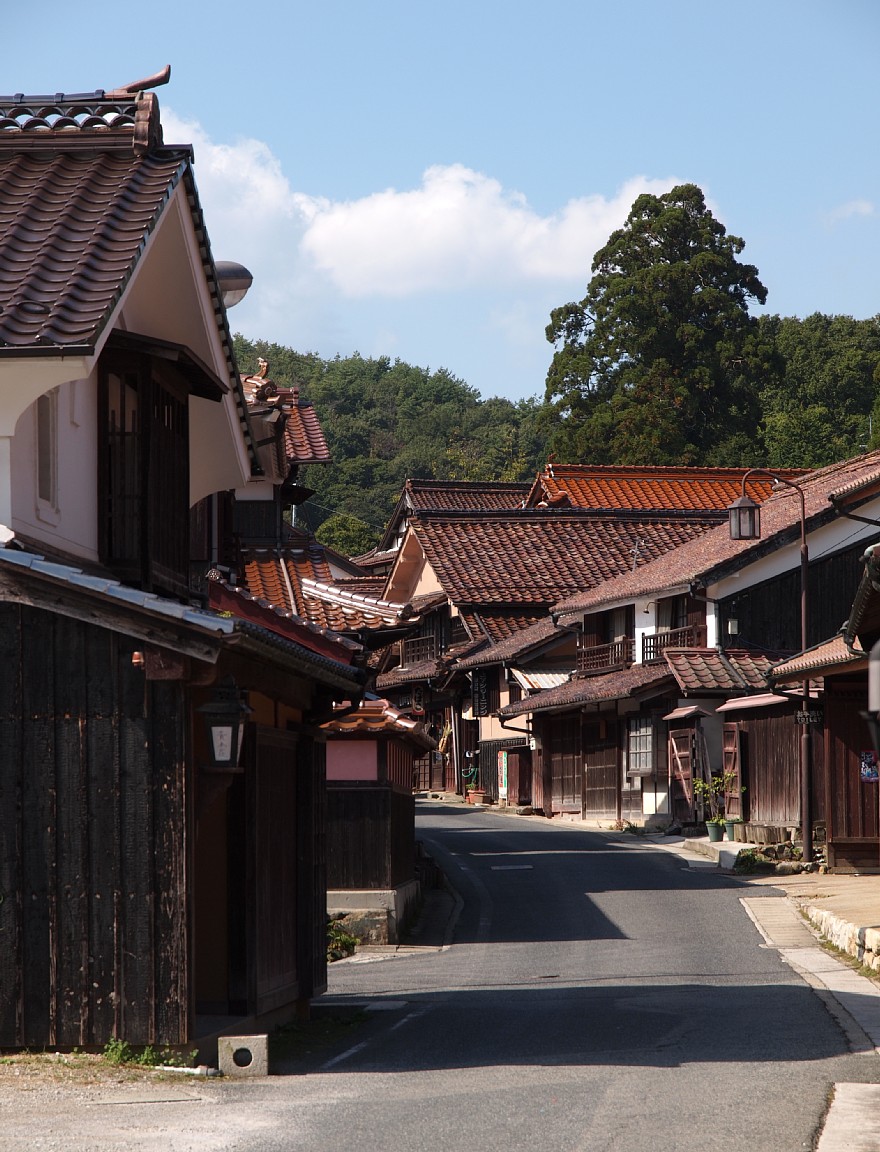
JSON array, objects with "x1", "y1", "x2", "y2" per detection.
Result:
[
  {"x1": 0, "y1": 71, "x2": 368, "y2": 1051},
  {"x1": 375, "y1": 505, "x2": 719, "y2": 799},
  {"x1": 501, "y1": 453, "x2": 880, "y2": 836}
]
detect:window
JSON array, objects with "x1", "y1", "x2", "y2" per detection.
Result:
[
  {"x1": 627, "y1": 715, "x2": 653, "y2": 777},
  {"x1": 98, "y1": 352, "x2": 190, "y2": 595},
  {"x1": 35, "y1": 388, "x2": 59, "y2": 523}
]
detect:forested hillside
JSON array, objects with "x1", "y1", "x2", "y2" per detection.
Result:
[
  {"x1": 233, "y1": 315, "x2": 880, "y2": 556},
  {"x1": 232, "y1": 336, "x2": 550, "y2": 554}
]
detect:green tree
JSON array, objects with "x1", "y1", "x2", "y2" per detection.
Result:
[
  {"x1": 545, "y1": 183, "x2": 773, "y2": 465},
  {"x1": 757, "y1": 313, "x2": 880, "y2": 468}
]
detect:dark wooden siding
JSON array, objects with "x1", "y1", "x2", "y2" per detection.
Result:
[
  {"x1": 725, "y1": 707, "x2": 825, "y2": 828},
  {"x1": 296, "y1": 733, "x2": 327, "y2": 1001},
  {"x1": 720, "y1": 542, "x2": 865, "y2": 651},
  {"x1": 582, "y1": 719, "x2": 618, "y2": 818},
  {"x1": 825, "y1": 679, "x2": 879, "y2": 872},
  {"x1": 252, "y1": 728, "x2": 299, "y2": 1015},
  {"x1": 0, "y1": 603, "x2": 188, "y2": 1047},
  {"x1": 546, "y1": 717, "x2": 581, "y2": 813},
  {"x1": 326, "y1": 784, "x2": 415, "y2": 890}
]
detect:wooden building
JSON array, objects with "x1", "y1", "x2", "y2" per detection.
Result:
[
  {"x1": 0, "y1": 72, "x2": 367, "y2": 1049},
  {"x1": 322, "y1": 698, "x2": 435, "y2": 942}
]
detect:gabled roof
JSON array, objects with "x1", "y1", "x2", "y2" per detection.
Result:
[
  {"x1": 553, "y1": 452, "x2": 880, "y2": 616},
  {"x1": 407, "y1": 509, "x2": 716, "y2": 608},
  {"x1": 321, "y1": 698, "x2": 435, "y2": 750},
  {"x1": 242, "y1": 361, "x2": 331, "y2": 471},
  {"x1": 0, "y1": 70, "x2": 256, "y2": 459},
  {"x1": 239, "y1": 547, "x2": 414, "y2": 634},
  {"x1": 376, "y1": 478, "x2": 530, "y2": 553},
  {"x1": 524, "y1": 464, "x2": 805, "y2": 513}
]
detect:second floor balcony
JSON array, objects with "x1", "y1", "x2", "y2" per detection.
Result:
[
  {"x1": 576, "y1": 637, "x2": 635, "y2": 675},
  {"x1": 642, "y1": 624, "x2": 707, "y2": 663}
]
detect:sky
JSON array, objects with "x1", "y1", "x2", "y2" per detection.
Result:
[{"x1": 13, "y1": 1, "x2": 880, "y2": 403}]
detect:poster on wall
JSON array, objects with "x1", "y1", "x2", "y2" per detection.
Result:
[
  {"x1": 497, "y1": 750, "x2": 508, "y2": 801},
  {"x1": 860, "y1": 750, "x2": 879, "y2": 783}
]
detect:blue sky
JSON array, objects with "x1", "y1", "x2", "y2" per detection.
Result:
[{"x1": 15, "y1": 1, "x2": 880, "y2": 402}]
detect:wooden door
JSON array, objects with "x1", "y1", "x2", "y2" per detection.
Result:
[
  {"x1": 668, "y1": 728, "x2": 695, "y2": 822},
  {"x1": 722, "y1": 724, "x2": 745, "y2": 819}
]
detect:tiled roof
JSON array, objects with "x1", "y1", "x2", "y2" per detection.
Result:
[
  {"x1": 321, "y1": 698, "x2": 435, "y2": 750},
  {"x1": 0, "y1": 75, "x2": 257, "y2": 465},
  {"x1": 404, "y1": 478, "x2": 529, "y2": 513},
  {"x1": 0, "y1": 543, "x2": 363, "y2": 686},
  {"x1": 458, "y1": 609, "x2": 546, "y2": 644},
  {"x1": 553, "y1": 452, "x2": 880, "y2": 616},
  {"x1": 454, "y1": 615, "x2": 566, "y2": 670},
  {"x1": 375, "y1": 479, "x2": 530, "y2": 553},
  {"x1": 663, "y1": 648, "x2": 776, "y2": 693},
  {"x1": 242, "y1": 364, "x2": 331, "y2": 468},
  {"x1": 412, "y1": 510, "x2": 715, "y2": 607},
  {"x1": 375, "y1": 657, "x2": 444, "y2": 689},
  {"x1": 0, "y1": 144, "x2": 189, "y2": 351},
  {"x1": 500, "y1": 662, "x2": 672, "y2": 717},
  {"x1": 239, "y1": 547, "x2": 411, "y2": 632},
  {"x1": 524, "y1": 465, "x2": 805, "y2": 513},
  {"x1": 770, "y1": 634, "x2": 865, "y2": 681}
]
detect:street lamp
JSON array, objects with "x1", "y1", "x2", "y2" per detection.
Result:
[
  {"x1": 198, "y1": 677, "x2": 252, "y2": 771},
  {"x1": 727, "y1": 469, "x2": 813, "y2": 863}
]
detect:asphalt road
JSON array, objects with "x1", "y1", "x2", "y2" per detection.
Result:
[{"x1": 5, "y1": 802, "x2": 880, "y2": 1151}]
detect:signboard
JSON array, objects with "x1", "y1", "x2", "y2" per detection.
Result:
[
  {"x1": 795, "y1": 709, "x2": 823, "y2": 726},
  {"x1": 472, "y1": 670, "x2": 490, "y2": 717},
  {"x1": 497, "y1": 750, "x2": 508, "y2": 801}
]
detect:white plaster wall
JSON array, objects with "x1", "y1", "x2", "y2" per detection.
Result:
[{"x1": 11, "y1": 376, "x2": 99, "y2": 560}]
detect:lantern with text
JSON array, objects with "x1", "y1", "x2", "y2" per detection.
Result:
[{"x1": 198, "y1": 678, "x2": 252, "y2": 771}]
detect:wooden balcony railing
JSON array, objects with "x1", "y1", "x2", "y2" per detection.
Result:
[
  {"x1": 576, "y1": 637, "x2": 635, "y2": 675},
  {"x1": 641, "y1": 624, "x2": 707, "y2": 663}
]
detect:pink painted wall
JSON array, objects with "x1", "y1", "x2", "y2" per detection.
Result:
[{"x1": 327, "y1": 741, "x2": 379, "y2": 781}]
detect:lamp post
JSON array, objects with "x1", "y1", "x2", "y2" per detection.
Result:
[{"x1": 728, "y1": 469, "x2": 813, "y2": 863}]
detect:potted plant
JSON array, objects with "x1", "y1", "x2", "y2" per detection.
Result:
[
  {"x1": 724, "y1": 815, "x2": 743, "y2": 842},
  {"x1": 693, "y1": 771, "x2": 739, "y2": 841}
]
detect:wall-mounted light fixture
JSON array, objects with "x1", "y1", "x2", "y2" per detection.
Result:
[
  {"x1": 198, "y1": 677, "x2": 252, "y2": 772},
  {"x1": 727, "y1": 618, "x2": 739, "y2": 636}
]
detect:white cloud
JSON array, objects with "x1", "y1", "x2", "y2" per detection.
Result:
[
  {"x1": 825, "y1": 198, "x2": 875, "y2": 225},
  {"x1": 294, "y1": 166, "x2": 677, "y2": 297},
  {"x1": 160, "y1": 111, "x2": 681, "y2": 397}
]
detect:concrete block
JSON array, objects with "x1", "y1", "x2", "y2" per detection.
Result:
[{"x1": 217, "y1": 1034, "x2": 268, "y2": 1078}]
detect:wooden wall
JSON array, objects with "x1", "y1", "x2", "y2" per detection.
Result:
[
  {"x1": 326, "y1": 784, "x2": 415, "y2": 890},
  {"x1": 0, "y1": 603, "x2": 188, "y2": 1047}
]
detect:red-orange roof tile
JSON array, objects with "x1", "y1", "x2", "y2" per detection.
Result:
[
  {"x1": 525, "y1": 465, "x2": 808, "y2": 513},
  {"x1": 553, "y1": 452, "x2": 880, "y2": 616}
]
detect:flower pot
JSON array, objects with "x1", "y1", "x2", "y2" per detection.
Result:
[
  {"x1": 467, "y1": 789, "x2": 486, "y2": 805},
  {"x1": 706, "y1": 822, "x2": 724, "y2": 842},
  {"x1": 724, "y1": 819, "x2": 741, "y2": 841}
]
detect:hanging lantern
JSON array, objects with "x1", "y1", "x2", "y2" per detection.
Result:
[{"x1": 198, "y1": 677, "x2": 252, "y2": 771}]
